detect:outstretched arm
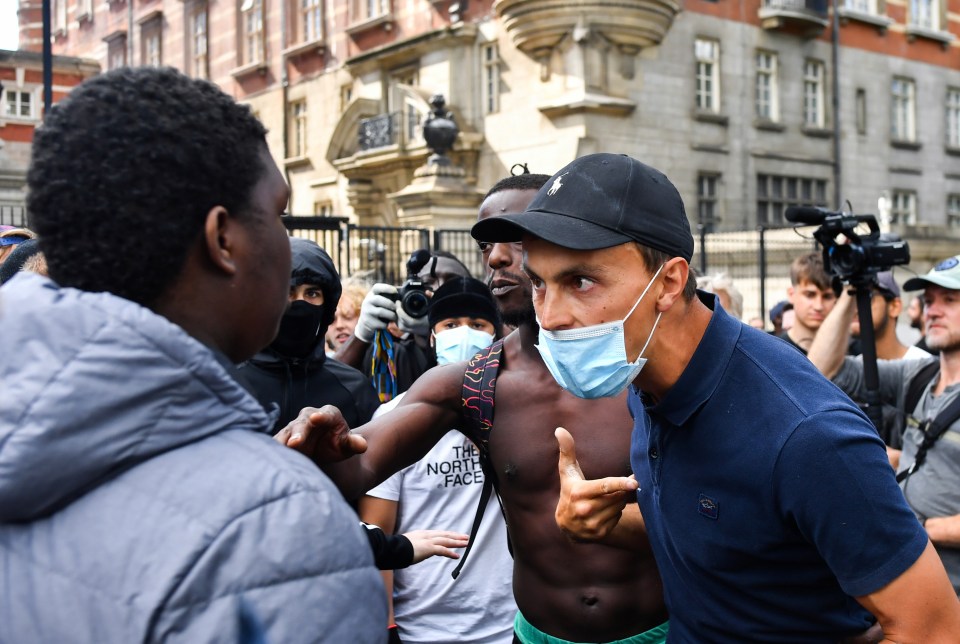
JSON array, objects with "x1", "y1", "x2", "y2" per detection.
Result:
[
  {"x1": 276, "y1": 362, "x2": 465, "y2": 500},
  {"x1": 554, "y1": 427, "x2": 647, "y2": 551},
  {"x1": 808, "y1": 288, "x2": 856, "y2": 379}
]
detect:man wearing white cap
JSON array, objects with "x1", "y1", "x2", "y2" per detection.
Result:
[{"x1": 811, "y1": 255, "x2": 960, "y2": 596}]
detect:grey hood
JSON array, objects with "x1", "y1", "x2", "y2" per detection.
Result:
[{"x1": 0, "y1": 273, "x2": 272, "y2": 521}]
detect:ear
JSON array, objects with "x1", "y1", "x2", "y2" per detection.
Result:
[
  {"x1": 202, "y1": 206, "x2": 238, "y2": 277},
  {"x1": 786, "y1": 285, "x2": 795, "y2": 303},
  {"x1": 655, "y1": 257, "x2": 689, "y2": 313},
  {"x1": 888, "y1": 297, "x2": 903, "y2": 318}
]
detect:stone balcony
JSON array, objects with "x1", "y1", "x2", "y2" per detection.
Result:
[
  {"x1": 495, "y1": 0, "x2": 681, "y2": 64},
  {"x1": 758, "y1": 0, "x2": 830, "y2": 37}
]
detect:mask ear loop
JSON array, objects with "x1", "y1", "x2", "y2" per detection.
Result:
[{"x1": 622, "y1": 263, "x2": 666, "y2": 323}]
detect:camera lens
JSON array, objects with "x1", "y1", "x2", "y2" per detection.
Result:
[{"x1": 402, "y1": 290, "x2": 430, "y2": 318}]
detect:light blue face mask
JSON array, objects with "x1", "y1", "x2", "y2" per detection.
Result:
[
  {"x1": 433, "y1": 325, "x2": 495, "y2": 365},
  {"x1": 535, "y1": 264, "x2": 664, "y2": 399}
]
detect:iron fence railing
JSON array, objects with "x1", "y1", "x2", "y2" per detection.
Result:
[
  {"x1": 0, "y1": 205, "x2": 28, "y2": 228},
  {"x1": 284, "y1": 216, "x2": 820, "y2": 323}
]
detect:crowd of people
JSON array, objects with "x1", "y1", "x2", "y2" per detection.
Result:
[{"x1": 3, "y1": 66, "x2": 960, "y2": 643}]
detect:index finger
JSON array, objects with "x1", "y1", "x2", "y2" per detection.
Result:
[{"x1": 575, "y1": 476, "x2": 639, "y2": 499}]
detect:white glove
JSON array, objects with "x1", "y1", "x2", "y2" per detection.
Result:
[
  {"x1": 397, "y1": 301, "x2": 431, "y2": 337},
  {"x1": 355, "y1": 283, "x2": 399, "y2": 343}
]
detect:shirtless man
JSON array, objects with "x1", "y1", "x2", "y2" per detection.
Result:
[{"x1": 280, "y1": 173, "x2": 667, "y2": 643}]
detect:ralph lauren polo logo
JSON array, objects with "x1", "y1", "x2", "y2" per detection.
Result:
[{"x1": 698, "y1": 494, "x2": 719, "y2": 520}]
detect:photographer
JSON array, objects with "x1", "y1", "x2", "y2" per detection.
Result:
[
  {"x1": 333, "y1": 249, "x2": 472, "y2": 396},
  {"x1": 808, "y1": 255, "x2": 960, "y2": 595}
]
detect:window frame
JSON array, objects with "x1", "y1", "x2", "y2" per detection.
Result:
[
  {"x1": 481, "y1": 43, "x2": 500, "y2": 115},
  {"x1": 755, "y1": 50, "x2": 779, "y2": 122},
  {"x1": 697, "y1": 173, "x2": 720, "y2": 232},
  {"x1": 189, "y1": 4, "x2": 209, "y2": 79},
  {"x1": 241, "y1": 0, "x2": 266, "y2": 66},
  {"x1": 891, "y1": 77, "x2": 916, "y2": 143},
  {"x1": 695, "y1": 38, "x2": 721, "y2": 113},
  {"x1": 890, "y1": 190, "x2": 917, "y2": 225},
  {"x1": 756, "y1": 173, "x2": 828, "y2": 226},
  {"x1": 803, "y1": 59, "x2": 826, "y2": 128},
  {"x1": 947, "y1": 87, "x2": 960, "y2": 149},
  {"x1": 2, "y1": 87, "x2": 37, "y2": 120},
  {"x1": 290, "y1": 99, "x2": 308, "y2": 158}
]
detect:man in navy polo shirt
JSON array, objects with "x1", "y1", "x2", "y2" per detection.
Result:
[{"x1": 471, "y1": 153, "x2": 960, "y2": 642}]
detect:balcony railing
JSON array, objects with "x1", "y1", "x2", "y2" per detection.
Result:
[
  {"x1": 357, "y1": 109, "x2": 425, "y2": 152},
  {"x1": 759, "y1": 0, "x2": 829, "y2": 35},
  {"x1": 358, "y1": 112, "x2": 399, "y2": 151}
]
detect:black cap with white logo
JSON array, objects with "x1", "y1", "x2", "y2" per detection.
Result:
[{"x1": 471, "y1": 153, "x2": 694, "y2": 261}]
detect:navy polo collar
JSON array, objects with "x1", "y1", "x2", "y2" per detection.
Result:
[{"x1": 646, "y1": 291, "x2": 741, "y2": 427}]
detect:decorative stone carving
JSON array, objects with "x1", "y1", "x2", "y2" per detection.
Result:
[{"x1": 495, "y1": 0, "x2": 680, "y2": 79}]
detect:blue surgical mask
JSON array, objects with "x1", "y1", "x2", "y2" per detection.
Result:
[
  {"x1": 535, "y1": 265, "x2": 664, "y2": 399},
  {"x1": 434, "y1": 326, "x2": 495, "y2": 365}
]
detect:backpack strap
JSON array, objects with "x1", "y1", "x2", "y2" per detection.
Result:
[
  {"x1": 897, "y1": 361, "x2": 960, "y2": 483},
  {"x1": 452, "y1": 339, "x2": 504, "y2": 580},
  {"x1": 904, "y1": 360, "x2": 940, "y2": 416}
]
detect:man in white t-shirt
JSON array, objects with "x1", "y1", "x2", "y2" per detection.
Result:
[{"x1": 359, "y1": 276, "x2": 515, "y2": 644}]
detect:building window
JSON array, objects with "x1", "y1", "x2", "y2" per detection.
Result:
[
  {"x1": 3, "y1": 89, "x2": 35, "y2": 119},
  {"x1": 909, "y1": 0, "x2": 939, "y2": 30},
  {"x1": 947, "y1": 88, "x2": 960, "y2": 149},
  {"x1": 891, "y1": 77, "x2": 916, "y2": 143},
  {"x1": 78, "y1": 0, "x2": 93, "y2": 20},
  {"x1": 948, "y1": 194, "x2": 960, "y2": 228},
  {"x1": 300, "y1": 0, "x2": 322, "y2": 41},
  {"x1": 106, "y1": 33, "x2": 127, "y2": 70},
  {"x1": 340, "y1": 84, "x2": 353, "y2": 111},
  {"x1": 241, "y1": 0, "x2": 265, "y2": 65},
  {"x1": 755, "y1": 51, "x2": 778, "y2": 121},
  {"x1": 291, "y1": 100, "x2": 307, "y2": 157},
  {"x1": 695, "y1": 38, "x2": 720, "y2": 113},
  {"x1": 190, "y1": 7, "x2": 208, "y2": 79},
  {"x1": 803, "y1": 60, "x2": 825, "y2": 128},
  {"x1": 314, "y1": 201, "x2": 333, "y2": 216},
  {"x1": 143, "y1": 30, "x2": 161, "y2": 66},
  {"x1": 757, "y1": 174, "x2": 827, "y2": 226},
  {"x1": 697, "y1": 174, "x2": 720, "y2": 232},
  {"x1": 843, "y1": 0, "x2": 876, "y2": 11},
  {"x1": 890, "y1": 190, "x2": 917, "y2": 225},
  {"x1": 482, "y1": 43, "x2": 500, "y2": 115},
  {"x1": 352, "y1": 0, "x2": 389, "y2": 22},
  {"x1": 53, "y1": 0, "x2": 67, "y2": 32}
]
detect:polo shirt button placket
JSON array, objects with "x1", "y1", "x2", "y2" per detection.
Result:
[{"x1": 649, "y1": 444, "x2": 662, "y2": 483}]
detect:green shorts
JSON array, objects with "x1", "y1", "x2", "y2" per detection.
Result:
[{"x1": 513, "y1": 610, "x2": 669, "y2": 644}]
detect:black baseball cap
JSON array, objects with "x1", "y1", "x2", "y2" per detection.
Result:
[
  {"x1": 471, "y1": 153, "x2": 694, "y2": 261},
  {"x1": 428, "y1": 276, "x2": 500, "y2": 329}
]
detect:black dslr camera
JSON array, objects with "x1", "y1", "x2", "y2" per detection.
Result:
[
  {"x1": 784, "y1": 206, "x2": 910, "y2": 283},
  {"x1": 395, "y1": 249, "x2": 432, "y2": 318}
]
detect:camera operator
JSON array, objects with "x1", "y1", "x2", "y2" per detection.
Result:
[
  {"x1": 809, "y1": 255, "x2": 960, "y2": 595},
  {"x1": 333, "y1": 249, "x2": 473, "y2": 396}
]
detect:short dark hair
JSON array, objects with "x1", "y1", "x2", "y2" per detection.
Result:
[
  {"x1": 483, "y1": 174, "x2": 551, "y2": 201},
  {"x1": 28, "y1": 67, "x2": 269, "y2": 306},
  {"x1": 636, "y1": 244, "x2": 697, "y2": 301}
]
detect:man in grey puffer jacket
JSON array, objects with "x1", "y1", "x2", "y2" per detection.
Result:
[{"x1": 0, "y1": 67, "x2": 386, "y2": 643}]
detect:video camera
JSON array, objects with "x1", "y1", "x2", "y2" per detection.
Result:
[
  {"x1": 784, "y1": 206, "x2": 910, "y2": 284},
  {"x1": 394, "y1": 249, "x2": 432, "y2": 319}
]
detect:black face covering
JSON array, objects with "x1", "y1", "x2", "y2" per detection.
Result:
[{"x1": 271, "y1": 300, "x2": 325, "y2": 358}]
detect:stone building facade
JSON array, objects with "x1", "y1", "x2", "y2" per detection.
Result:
[
  {"x1": 16, "y1": 0, "x2": 960, "y2": 263},
  {"x1": 0, "y1": 49, "x2": 98, "y2": 220}
]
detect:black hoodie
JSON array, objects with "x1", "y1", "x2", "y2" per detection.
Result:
[{"x1": 240, "y1": 238, "x2": 380, "y2": 433}]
